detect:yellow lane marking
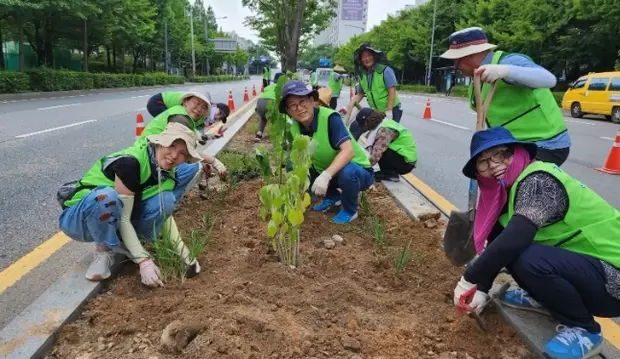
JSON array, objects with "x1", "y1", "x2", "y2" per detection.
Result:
[
  {"x1": 0, "y1": 93, "x2": 260, "y2": 295},
  {"x1": 597, "y1": 317, "x2": 620, "y2": 350}
]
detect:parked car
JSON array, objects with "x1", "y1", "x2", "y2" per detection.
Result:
[{"x1": 562, "y1": 71, "x2": 620, "y2": 124}]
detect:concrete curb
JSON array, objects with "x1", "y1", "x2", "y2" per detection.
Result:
[{"x1": 0, "y1": 100, "x2": 258, "y2": 359}]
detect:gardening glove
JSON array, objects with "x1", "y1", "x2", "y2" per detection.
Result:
[
  {"x1": 139, "y1": 259, "x2": 164, "y2": 287},
  {"x1": 162, "y1": 216, "x2": 201, "y2": 279},
  {"x1": 475, "y1": 64, "x2": 510, "y2": 84},
  {"x1": 453, "y1": 276, "x2": 489, "y2": 314},
  {"x1": 311, "y1": 171, "x2": 332, "y2": 197},
  {"x1": 210, "y1": 157, "x2": 227, "y2": 180},
  {"x1": 385, "y1": 109, "x2": 393, "y2": 119}
]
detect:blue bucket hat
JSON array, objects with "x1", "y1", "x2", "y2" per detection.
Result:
[
  {"x1": 462, "y1": 127, "x2": 537, "y2": 179},
  {"x1": 278, "y1": 79, "x2": 318, "y2": 114}
]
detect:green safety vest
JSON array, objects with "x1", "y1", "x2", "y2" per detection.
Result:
[
  {"x1": 360, "y1": 64, "x2": 401, "y2": 112},
  {"x1": 310, "y1": 72, "x2": 318, "y2": 86},
  {"x1": 263, "y1": 67, "x2": 271, "y2": 80},
  {"x1": 63, "y1": 142, "x2": 176, "y2": 208},
  {"x1": 379, "y1": 119, "x2": 417, "y2": 163},
  {"x1": 139, "y1": 105, "x2": 202, "y2": 142},
  {"x1": 328, "y1": 71, "x2": 342, "y2": 94},
  {"x1": 260, "y1": 84, "x2": 276, "y2": 101},
  {"x1": 498, "y1": 161, "x2": 620, "y2": 267},
  {"x1": 161, "y1": 91, "x2": 184, "y2": 108},
  {"x1": 290, "y1": 107, "x2": 371, "y2": 173},
  {"x1": 468, "y1": 51, "x2": 567, "y2": 142}
]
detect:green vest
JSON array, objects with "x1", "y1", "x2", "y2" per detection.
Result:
[
  {"x1": 498, "y1": 161, "x2": 620, "y2": 267},
  {"x1": 139, "y1": 105, "x2": 201, "y2": 142},
  {"x1": 468, "y1": 51, "x2": 567, "y2": 142},
  {"x1": 379, "y1": 119, "x2": 417, "y2": 163},
  {"x1": 263, "y1": 67, "x2": 270, "y2": 80},
  {"x1": 64, "y1": 142, "x2": 176, "y2": 208},
  {"x1": 310, "y1": 72, "x2": 318, "y2": 86},
  {"x1": 360, "y1": 64, "x2": 401, "y2": 112},
  {"x1": 290, "y1": 107, "x2": 371, "y2": 173},
  {"x1": 161, "y1": 91, "x2": 184, "y2": 108},
  {"x1": 260, "y1": 84, "x2": 276, "y2": 101},
  {"x1": 328, "y1": 71, "x2": 342, "y2": 94}
]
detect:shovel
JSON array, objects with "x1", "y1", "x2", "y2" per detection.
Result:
[{"x1": 442, "y1": 74, "x2": 496, "y2": 267}]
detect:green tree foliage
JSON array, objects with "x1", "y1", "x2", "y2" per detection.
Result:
[{"x1": 298, "y1": 44, "x2": 338, "y2": 69}]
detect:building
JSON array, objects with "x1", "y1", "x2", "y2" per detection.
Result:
[
  {"x1": 224, "y1": 31, "x2": 254, "y2": 51},
  {"x1": 313, "y1": 0, "x2": 369, "y2": 47}
]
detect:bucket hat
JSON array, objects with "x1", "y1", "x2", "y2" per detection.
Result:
[
  {"x1": 278, "y1": 80, "x2": 318, "y2": 113},
  {"x1": 440, "y1": 27, "x2": 498, "y2": 60},
  {"x1": 147, "y1": 122, "x2": 203, "y2": 163}
]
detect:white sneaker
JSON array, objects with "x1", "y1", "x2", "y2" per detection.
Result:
[{"x1": 85, "y1": 251, "x2": 114, "y2": 281}]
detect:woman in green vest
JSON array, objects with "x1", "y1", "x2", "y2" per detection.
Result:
[
  {"x1": 439, "y1": 27, "x2": 571, "y2": 166},
  {"x1": 328, "y1": 65, "x2": 346, "y2": 109},
  {"x1": 355, "y1": 108, "x2": 417, "y2": 182},
  {"x1": 452, "y1": 127, "x2": 620, "y2": 359},
  {"x1": 254, "y1": 72, "x2": 284, "y2": 142},
  {"x1": 279, "y1": 80, "x2": 374, "y2": 224},
  {"x1": 57, "y1": 122, "x2": 206, "y2": 287},
  {"x1": 146, "y1": 89, "x2": 230, "y2": 126}
]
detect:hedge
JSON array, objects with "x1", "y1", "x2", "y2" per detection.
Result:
[
  {"x1": 396, "y1": 84, "x2": 437, "y2": 93},
  {"x1": 189, "y1": 75, "x2": 250, "y2": 83}
]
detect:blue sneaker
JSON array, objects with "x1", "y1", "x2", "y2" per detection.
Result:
[
  {"x1": 312, "y1": 196, "x2": 341, "y2": 212},
  {"x1": 332, "y1": 209, "x2": 358, "y2": 224},
  {"x1": 543, "y1": 325, "x2": 602, "y2": 359},
  {"x1": 500, "y1": 287, "x2": 550, "y2": 315}
]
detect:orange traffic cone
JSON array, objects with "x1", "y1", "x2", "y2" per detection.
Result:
[
  {"x1": 135, "y1": 113, "x2": 145, "y2": 140},
  {"x1": 252, "y1": 84, "x2": 257, "y2": 97},
  {"x1": 243, "y1": 87, "x2": 250, "y2": 102},
  {"x1": 595, "y1": 128, "x2": 620, "y2": 175},
  {"x1": 422, "y1": 98, "x2": 432, "y2": 119},
  {"x1": 227, "y1": 90, "x2": 236, "y2": 112}
]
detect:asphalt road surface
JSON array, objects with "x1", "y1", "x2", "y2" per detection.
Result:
[{"x1": 0, "y1": 76, "x2": 260, "y2": 328}]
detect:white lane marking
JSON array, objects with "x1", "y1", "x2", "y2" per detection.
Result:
[
  {"x1": 130, "y1": 95, "x2": 149, "y2": 99},
  {"x1": 36, "y1": 103, "x2": 81, "y2": 111},
  {"x1": 135, "y1": 107, "x2": 146, "y2": 111},
  {"x1": 601, "y1": 137, "x2": 615, "y2": 141},
  {"x1": 565, "y1": 119, "x2": 595, "y2": 126},
  {"x1": 429, "y1": 118, "x2": 471, "y2": 131},
  {"x1": 15, "y1": 119, "x2": 97, "y2": 138}
]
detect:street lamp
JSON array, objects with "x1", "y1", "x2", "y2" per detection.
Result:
[{"x1": 426, "y1": 0, "x2": 438, "y2": 87}]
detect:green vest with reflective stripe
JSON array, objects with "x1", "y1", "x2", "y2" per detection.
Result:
[
  {"x1": 139, "y1": 105, "x2": 201, "y2": 142},
  {"x1": 161, "y1": 91, "x2": 184, "y2": 108},
  {"x1": 263, "y1": 67, "x2": 270, "y2": 80},
  {"x1": 498, "y1": 161, "x2": 620, "y2": 267},
  {"x1": 360, "y1": 64, "x2": 401, "y2": 112},
  {"x1": 328, "y1": 71, "x2": 342, "y2": 94},
  {"x1": 260, "y1": 84, "x2": 276, "y2": 101},
  {"x1": 63, "y1": 142, "x2": 176, "y2": 208},
  {"x1": 290, "y1": 107, "x2": 371, "y2": 173},
  {"x1": 379, "y1": 119, "x2": 417, "y2": 163},
  {"x1": 468, "y1": 51, "x2": 567, "y2": 142}
]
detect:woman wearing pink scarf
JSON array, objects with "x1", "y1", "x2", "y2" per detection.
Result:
[{"x1": 453, "y1": 127, "x2": 620, "y2": 359}]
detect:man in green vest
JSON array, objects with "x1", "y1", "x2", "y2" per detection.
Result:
[
  {"x1": 355, "y1": 108, "x2": 417, "y2": 182},
  {"x1": 328, "y1": 65, "x2": 346, "y2": 110},
  {"x1": 440, "y1": 27, "x2": 571, "y2": 166},
  {"x1": 57, "y1": 122, "x2": 206, "y2": 286},
  {"x1": 452, "y1": 127, "x2": 620, "y2": 359},
  {"x1": 254, "y1": 72, "x2": 284, "y2": 142},
  {"x1": 263, "y1": 66, "x2": 271, "y2": 89},
  {"x1": 309, "y1": 70, "x2": 319, "y2": 91},
  {"x1": 279, "y1": 80, "x2": 374, "y2": 224}
]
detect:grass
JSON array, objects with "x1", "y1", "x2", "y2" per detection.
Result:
[
  {"x1": 360, "y1": 192, "x2": 371, "y2": 218},
  {"x1": 394, "y1": 240, "x2": 413, "y2": 274},
  {"x1": 369, "y1": 216, "x2": 387, "y2": 246}
]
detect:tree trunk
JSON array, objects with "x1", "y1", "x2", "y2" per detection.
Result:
[
  {"x1": 283, "y1": 0, "x2": 306, "y2": 73},
  {"x1": 0, "y1": 23, "x2": 5, "y2": 70},
  {"x1": 106, "y1": 46, "x2": 111, "y2": 70},
  {"x1": 17, "y1": 18, "x2": 24, "y2": 71},
  {"x1": 44, "y1": 21, "x2": 54, "y2": 67},
  {"x1": 121, "y1": 43, "x2": 126, "y2": 73},
  {"x1": 83, "y1": 18, "x2": 88, "y2": 72},
  {"x1": 112, "y1": 46, "x2": 117, "y2": 70}
]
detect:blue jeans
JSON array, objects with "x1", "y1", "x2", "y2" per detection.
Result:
[
  {"x1": 310, "y1": 163, "x2": 374, "y2": 214},
  {"x1": 59, "y1": 162, "x2": 200, "y2": 247}
]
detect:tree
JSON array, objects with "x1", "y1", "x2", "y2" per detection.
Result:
[
  {"x1": 298, "y1": 43, "x2": 338, "y2": 69},
  {"x1": 241, "y1": 0, "x2": 336, "y2": 72}
]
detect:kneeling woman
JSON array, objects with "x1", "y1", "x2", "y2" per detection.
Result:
[
  {"x1": 57, "y1": 122, "x2": 205, "y2": 287},
  {"x1": 355, "y1": 108, "x2": 417, "y2": 182},
  {"x1": 453, "y1": 127, "x2": 620, "y2": 359}
]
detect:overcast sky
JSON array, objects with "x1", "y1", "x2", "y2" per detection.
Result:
[{"x1": 207, "y1": 0, "x2": 415, "y2": 44}]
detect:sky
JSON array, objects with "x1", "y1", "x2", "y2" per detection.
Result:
[{"x1": 207, "y1": 0, "x2": 415, "y2": 44}]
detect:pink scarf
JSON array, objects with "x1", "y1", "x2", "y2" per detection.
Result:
[{"x1": 473, "y1": 146, "x2": 535, "y2": 254}]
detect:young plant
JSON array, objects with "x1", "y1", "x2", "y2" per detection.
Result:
[
  {"x1": 359, "y1": 191, "x2": 371, "y2": 218},
  {"x1": 369, "y1": 216, "x2": 387, "y2": 246},
  {"x1": 394, "y1": 240, "x2": 413, "y2": 274}
]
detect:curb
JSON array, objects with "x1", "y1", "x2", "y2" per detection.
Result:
[{"x1": 0, "y1": 99, "x2": 258, "y2": 359}]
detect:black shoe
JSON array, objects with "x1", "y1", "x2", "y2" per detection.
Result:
[{"x1": 373, "y1": 171, "x2": 400, "y2": 182}]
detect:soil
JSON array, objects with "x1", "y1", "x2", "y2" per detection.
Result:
[{"x1": 46, "y1": 121, "x2": 533, "y2": 359}]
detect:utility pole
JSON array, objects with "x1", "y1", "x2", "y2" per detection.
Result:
[
  {"x1": 190, "y1": 9, "x2": 196, "y2": 77},
  {"x1": 164, "y1": 21, "x2": 169, "y2": 74},
  {"x1": 203, "y1": 16, "x2": 210, "y2": 75},
  {"x1": 426, "y1": 0, "x2": 438, "y2": 87}
]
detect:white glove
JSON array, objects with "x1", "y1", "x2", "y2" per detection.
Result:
[
  {"x1": 453, "y1": 276, "x2": 489, "y2": 313},
  {"x1": 311, "y1": 171, "x2": 332, "y2": 197},
  {"x1": 385, "y1": 109, "x2": 393, "y2": 119},
  {"x1": 139, "y1": 259, "x2": 164, "y2": 287},
  {"x1": 210, "y1": 158, "x2": 227, "y2": 176},
  {"x1": 476, "y1": 64, "x2": 510, "y2": 83}
]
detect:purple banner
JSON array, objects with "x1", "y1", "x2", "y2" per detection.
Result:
[{"x1": 341, "y1": 0, "x2": 364, "y2": 21}]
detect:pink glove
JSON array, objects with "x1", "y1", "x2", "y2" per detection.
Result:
[{"x1": 139, "y1": 259, "x2": 164, "y2": 287}]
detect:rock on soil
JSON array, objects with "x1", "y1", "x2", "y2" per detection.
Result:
[{"x1": 160, "y1": 320, "x2": 203, "y2": 353}]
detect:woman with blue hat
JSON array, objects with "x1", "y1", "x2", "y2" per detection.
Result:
[
  {"x1": 453, "y1": 126, "x2": 620, "y2": 359},
  {"x1": 279, "y1": 79, "x2": 373, "y2": 224},
  {"x1": 440, "y1": 27, "x2": 571, "y2": 166}
]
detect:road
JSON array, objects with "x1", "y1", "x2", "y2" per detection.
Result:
[{"x1": 0, "y1": 76, "x2": 260, "y2": 328}]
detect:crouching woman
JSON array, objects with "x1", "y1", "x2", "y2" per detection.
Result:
[
  {"x1": 57, "y1": 122, "x2": 204, "y2": 287},
  {"x1": 453, "y1": 127, "x2": 620, "y2": 359}
]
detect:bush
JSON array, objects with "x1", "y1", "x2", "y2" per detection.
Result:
[
  {"x1": 0, "y1": 71, "x2": 30, "y2": 93},
  {"x1": 552, "y1": 91, "x2": 564, "y2": 106},
  {"x1": 450, "y1": 85, "x2": 468, "y2": 97},
  {"x1": 188, "y1": 75, "x2": 250, "y2": 83},
  {"x1": 396, "y1": 84, "x2": 437, "y2": 93}
]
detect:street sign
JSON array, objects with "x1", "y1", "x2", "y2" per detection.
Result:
[
  {"x1": 319, "y1": 57, "x2": 331, "y2": 66},
  {"x1": 213, "y1": 38, "x2": 236, "y2": 52}
]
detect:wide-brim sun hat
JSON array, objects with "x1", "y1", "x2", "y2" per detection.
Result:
[
  {"x1": 147, "y1": 122, "x2": 203, "y2": 164},
  {"x1": 317, "y1": 87, "x2": 332, "y2": 107},
  {"x1": 462, "y1": 127, "x2": 537, "y2": 179},
  {"x1": 333, "y1": 65, "x2": 346, "y2": 72},
  {"x1": 440, "y1": 27, "x2": 498, "y2": 60},
  {"x1": 278, "y1": 79, "x2": 318, "y2": 114},
  {"x1": 354, "y1": 44, "x2": 383, "y2": 64},
  {"x1": 180, "y1": 89, "x2": 212, "y2": 113}
]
